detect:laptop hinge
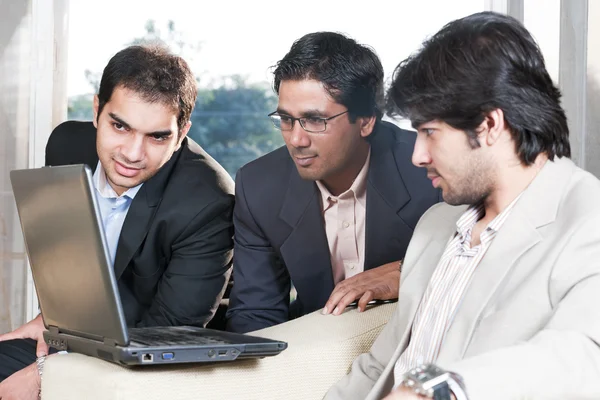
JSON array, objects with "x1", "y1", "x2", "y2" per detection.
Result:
[
  {"x1": 48, "y1": 325, "x2": 60, "y2": 335},
  {"x1": 103, "y1": 337, "x2": 118, "y2": 347}
]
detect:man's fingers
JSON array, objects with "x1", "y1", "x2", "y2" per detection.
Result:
[
  {"x1": 0, "y1": 330, "x2": 21, "y2": 342},
  {"x1": 323, "y1": 283, "x2": 350, "y2": 315},
  {"x1": 357, "y1": 290, "x2": 374, "y2": 312},
  {"x1": 332, "y1": 290, "x2": 361, "y2": 315},
  {"x1": 36, "y1": 338, "x2": 49, "y2": 358}
]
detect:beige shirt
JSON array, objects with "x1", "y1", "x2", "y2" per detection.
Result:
[{"x1": 316, "y1": 149, "x2": 371, "y2": 285}]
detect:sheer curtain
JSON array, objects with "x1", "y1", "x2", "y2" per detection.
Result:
[
  {"x1": 0, "y1": 0, "x2": 68, "y2": 333},
  {"x1": 0, "y1": 0, "x2": 33, "y2": 333}
]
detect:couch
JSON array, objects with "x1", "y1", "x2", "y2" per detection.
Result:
[{"x1": 41, "y1": 303, "x2": 396, "y2": 400}]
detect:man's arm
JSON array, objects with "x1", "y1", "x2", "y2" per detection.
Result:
[
  {"x1": 226, "y1": 168, "x2": 291, "y2": 333},
  {"x1": 445, "y1": 216, "x2": 600, "y2": 400},
  {"x1": 137, "y1": 197, "x2": 234, "y2": 328}
]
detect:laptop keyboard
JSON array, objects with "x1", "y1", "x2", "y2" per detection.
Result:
[{"x1": 128, "y1": 326, "x2": 231, "y2": 347}]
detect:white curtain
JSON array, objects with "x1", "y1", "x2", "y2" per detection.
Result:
[
  {"x1": 0, "y1": 0, "x2": 69, "y2": 333},
  {"x1": 0, "y1": 0, "x2": 33, "y2": 333}
]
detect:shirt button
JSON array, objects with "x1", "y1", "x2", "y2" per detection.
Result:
[{"x1": 343, "y1": 221, "x2": 350, "y2": 228}]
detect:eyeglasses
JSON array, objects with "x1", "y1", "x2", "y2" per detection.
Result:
[{"x1": 268, "y1": 110, "x2": 349, "y2": 133}]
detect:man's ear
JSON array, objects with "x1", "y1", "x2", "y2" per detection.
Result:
[
  {"x1": 359, "y1": 115, "x2": 377, "y2": 139},
  {"x1": 175, "y1": 121, "x2": 192, "y2": 150},
  {"x1": 92, "y1": 95, "x2": 100, "y2": 128},
  {"x1": 482, "y1": 108, "x2": 506, "y2": 146}
]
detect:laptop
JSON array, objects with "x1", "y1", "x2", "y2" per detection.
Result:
[{"x1": 10, "y1": 164, "x2": 287, "y2": 366}]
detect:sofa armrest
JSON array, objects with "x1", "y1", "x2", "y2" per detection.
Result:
[{"x1": 42, "y1": 303, "x2": 396, "y2": 400}]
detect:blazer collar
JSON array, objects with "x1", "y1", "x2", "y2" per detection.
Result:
[
  {"x1": 113, "y1": 139, "x2": 186, "y2": 279},
  {"x1": 279, "y1": 122, "x2": 413, "y2": 226},
  {"x1": 435, "y1": 157, "x2": 576, "y2": 363},
  {"x1": 367, "y1": 124, "x2": 411, "y2": 214},
  {"x1": 279, "y1": 160, "x2": 319, "y2": 228},
  {"x1": 278, "y1": 162, "x2": 335, "y2": 308},
  {"x1": 278, "y1": 124, "x2": 414, "y2": 274},
  {"x1": 371, "y1": 157, "x2": 578, "y2": 390}
]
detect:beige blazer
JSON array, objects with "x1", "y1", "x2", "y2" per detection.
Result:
[{"x1": 326, "y1": 157, "x2": 600, "y2": 400}]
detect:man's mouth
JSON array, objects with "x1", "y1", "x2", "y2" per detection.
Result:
[
  {"x1": 427, "y1": 173, "x2": 441, "y2": 188},
  {"x1": 114, "y1": 160, "x2": 142, "y2": 178},
  {"x1": 294, "y1": 155, "x2": 317, "y2": 167}
]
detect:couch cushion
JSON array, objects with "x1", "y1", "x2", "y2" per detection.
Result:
[{"x1": 42, "y1": 303, "x2": 396, "y2": 400}]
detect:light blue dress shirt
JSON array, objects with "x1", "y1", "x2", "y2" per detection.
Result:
[{"x1": 92, "y1": 162, "x2": 142, "y2": 266}]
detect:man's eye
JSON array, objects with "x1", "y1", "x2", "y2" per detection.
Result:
[
  {"x1": 151, "y1": 134, "x2": 168, "y2": 142},
  {"x1": 280, "y1": 116, "x2": 292, "y2": 123},
  {"x1": 113, "y1": 123, "x2": 126, "y2": 131},
  {"x1": 423, "y1": 128, "x2": 435, "y2": 136},
  {"x1": 306, "y1": 117, "x2": 323, "y2": 124}
]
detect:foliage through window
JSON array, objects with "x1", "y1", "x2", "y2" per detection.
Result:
[{"x1": 67, "y1": 20, "x2": 283, "y2": 177}]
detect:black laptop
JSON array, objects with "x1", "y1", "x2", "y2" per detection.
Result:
[{"x1": 10, "y1": 164, "x2": 287, "y2": 366}]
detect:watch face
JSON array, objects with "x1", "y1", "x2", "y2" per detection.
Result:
[
  {"x1": 410, "y1": 365, "x2": 444, "y2": 380},
  {"x1": 407, "y1": 365, "x2": 451, "y2": 392}
]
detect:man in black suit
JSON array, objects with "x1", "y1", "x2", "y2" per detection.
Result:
[
  {"x1": 226, "y1": 32, "x2": 440, "y2": 333},
  {"x1": 0, "y1": 45, "x2": 234, "y2": 399}
]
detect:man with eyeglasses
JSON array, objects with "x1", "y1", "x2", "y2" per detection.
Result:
[{"x1": 226, "y1": 32, "x2": 440, "y2": 333}]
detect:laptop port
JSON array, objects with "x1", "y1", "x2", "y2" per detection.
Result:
[
  {"x1": 218, "y1": 349, "x2": 228, "y2": 356},
  {"x1": 161, "y1": 352, "x2": 174, "y2": 360},
  {"x1": 142, "y1": 353, "x2": 154, "y2": 363}
]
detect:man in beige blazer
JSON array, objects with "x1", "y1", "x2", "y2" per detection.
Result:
[{"x1": 326, "y1": 11, "x2": 600, "y2": 400}]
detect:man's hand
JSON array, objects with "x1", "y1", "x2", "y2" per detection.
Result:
[
  {"x1": 0, "y1": 314, "x2": 48, "y2": 357},
  {"x1": 322, "y1": 260, "x2": 401, "y2": 315},
  {"x1": 382, "y1": 387, "x2": 456, "y2": 400},
  {"x1": 0, "y1": 362, "x2": 41, "y2": 400},
  {"x1": 382, "y1": 386, "x2": 427, "y2": 399}
]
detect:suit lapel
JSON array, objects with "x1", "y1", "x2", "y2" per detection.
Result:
[
  {"x1": 396, "y1": 230, "x2": 451, "y2": 344},
  {"x1": 113, "y1": 186, "x2": 158, "y2": 279},
  {"x1": 279, "y1": 166, "x2": 334, "y2": 308},
  {"x1": 437, "y1": 157, "x2": 573, "y2": 364},
  {"x1": 436, "y1": 207, "x2": 541, "y2": 363},
  {"x1": 370, "y1": 159, "x2": 574, "y2": 396},
  {"x1": 364, "y1": 130, "x2": 411, "y2": 270},
  {"x1": 371, "y1": 205, "x2": 465, "y2": 397},
  {"x1": 113, "y1": 140, "x2": 185, "y2": 279}
]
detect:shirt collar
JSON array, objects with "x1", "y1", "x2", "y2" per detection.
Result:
[
  {"x1": 92, "y1": 161, "x2": 143, "y2": 200},
  {"x1": 456, "y1": 192, "x2": 524, "y2": 241},
  {"x1": 316, "y1": 147, "x2": 371, "y2": 211}
]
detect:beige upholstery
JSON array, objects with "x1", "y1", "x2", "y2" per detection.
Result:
[{"x1": 42, "y1": 303, "x2": 396, "y2": 400}]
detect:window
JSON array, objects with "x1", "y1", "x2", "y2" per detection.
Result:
[{"x1": 66, "y1": 0, "x2": 483, "y2": 177}]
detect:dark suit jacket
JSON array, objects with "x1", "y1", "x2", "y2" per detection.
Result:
[
  {"x1": 226, "y1": 121, "x2": 440, "y2": 333},
  {"x1": 46, "y1": 121, "x2": 235, "y2": 328}
]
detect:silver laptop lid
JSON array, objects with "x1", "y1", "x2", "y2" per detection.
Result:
[{"x1": 10, "y1": 164, "x2": 129, "y2": 346}]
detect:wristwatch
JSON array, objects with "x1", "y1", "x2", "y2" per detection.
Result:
[
  {"x1": 401, "y1": 364, "x2": 468, "y2": 400},
  {"x1": 36, "y1": 355, "x2": 46, "y2": 399}
]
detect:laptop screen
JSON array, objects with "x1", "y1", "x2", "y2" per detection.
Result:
[{"x1": 10, "y1": 165, "x2": 129, "y2": 345}]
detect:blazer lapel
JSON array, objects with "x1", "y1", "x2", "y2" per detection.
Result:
[
  {"x1": 113, "y1": 141, "x2": 185, "y2": 279},
  {"x1": 364, "y1": 132, "x2": 412, "y2": 270},
  {"x1": 279, "y1": 167, "x2": 335, "y2": 308},
  {"x1": 369, "y1": 205, "x2": 465, "y2": 398},
  {"x1": 113, "y1": 186, "x2": 158, "y2": 279},
  {"x1": 436, "y1": 207, "x2": 541, "y2": 363},
  {"x1": 436, "y1": 158, "x2": 573, "y2": 364}
]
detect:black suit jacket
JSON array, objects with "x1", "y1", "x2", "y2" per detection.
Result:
[
  {"x1": 226, "y1": 121, "x2": 440, "y2": 333},
  {"x1": 46, "y1": 121, "x2": 235, "y2": 328}
]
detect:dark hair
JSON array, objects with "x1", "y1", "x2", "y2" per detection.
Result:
[
  {"x1": 97, "y1": 45, "x2": 197, "y2": 134},
  {"x1": 386, "y1": 11, "x2": 570, "y2": 164},
  {"x1": 273, "y1": 32, "x2": 384, "y2": 122}
]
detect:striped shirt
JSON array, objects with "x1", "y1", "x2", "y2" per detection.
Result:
[{"x1": 393, "y1": 196, "x2": 521, "y2": 385}]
